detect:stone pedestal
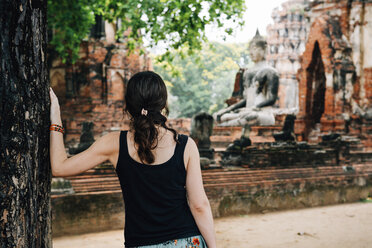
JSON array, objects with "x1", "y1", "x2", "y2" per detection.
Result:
[
  {"x1": 69, "y1": 122, "x2": 95, "y2": 154},
  {"x1": 190, "y1": 112, "x2": 215, "y2": 168},
  {"x1": 51, "y1": 178, "x2": 74, "y2": 195}
]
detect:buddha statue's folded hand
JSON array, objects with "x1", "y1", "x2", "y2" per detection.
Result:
[{"x1": 213, "y1": 111, "x2": 224, "y2": 122}]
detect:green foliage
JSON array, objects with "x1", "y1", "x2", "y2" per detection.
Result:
[
  {"x1": 48, "y1": 0, "x2": 246, "y2": 63},
  {"x1": 153, "y1": 42, "x2": 250, "y2": 118},
  {"x1": 48, "y1": 0, "x2": 96, "y2": 63},
  {"x1": 361, "y1": 197, "x2": 372, "y2": 203}
]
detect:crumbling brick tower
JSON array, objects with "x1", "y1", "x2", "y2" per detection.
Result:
[
  {"x1": 295, "y1": 0, "x2": 372, "y2": 148},
  {"x1": 49, "y1": 18, "x2": 152, "y2": 147},
  {"x1": 266, "y1": 0, "x2": 310, "y2": 109}
]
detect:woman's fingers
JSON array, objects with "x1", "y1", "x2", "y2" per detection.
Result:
[
  {"x1": 49, "y1": 87, "x2": 60, "y2": 109},
  {"x1": 49, "y1": 87, "x2": 59, "y2": 103},
  {"x1": 49, "y1": 87, "x2": 62, "y2": 123},
  {"x1": 50, "y1": 87, "x2": 55, "y2": 97}
]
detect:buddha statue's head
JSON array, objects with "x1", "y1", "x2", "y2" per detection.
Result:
[{"x1": 249, "y1": 29, "x2": 267, "y2": 63}]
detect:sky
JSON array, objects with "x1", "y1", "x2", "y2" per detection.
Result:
[{"x1": 206, "y1": 0, "x2": 288, "y2": 43}]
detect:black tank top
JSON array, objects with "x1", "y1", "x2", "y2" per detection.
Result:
[{"x1": 115, "y1": 131, "x2": 201, "y2": 247}]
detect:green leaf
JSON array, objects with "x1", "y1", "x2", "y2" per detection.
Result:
[{"x1": 48, "y1": 0, "x2": 246, "y2": 64}]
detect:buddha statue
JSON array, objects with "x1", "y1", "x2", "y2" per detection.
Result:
[{"x1": 213, "y1": 30, "x2": 279, "y2": 142}]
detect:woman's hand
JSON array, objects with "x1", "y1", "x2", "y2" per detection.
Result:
[{"x1": 49, "y1": 87, "x2": 62, "y2": 125}]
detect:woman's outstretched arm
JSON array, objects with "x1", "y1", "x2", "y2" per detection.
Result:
[
  {"x1": 49, "y1": 87, "x2": 117, "y2": 177},
  {"x1": 185, "y1": 138, "x2": 217, "y2": 248}
]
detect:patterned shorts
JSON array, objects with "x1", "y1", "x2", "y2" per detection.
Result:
[{"x1": 131, "y1": 235, "x2": 207, "y2": 248}]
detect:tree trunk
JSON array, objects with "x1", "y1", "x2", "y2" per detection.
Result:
[{"x1": 0, "y1": 0, "x2": 51, "y2": 247}]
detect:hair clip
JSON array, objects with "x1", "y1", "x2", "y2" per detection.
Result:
[{"x1": 141, "y1": 108, "x2": 148, "y2": 116}]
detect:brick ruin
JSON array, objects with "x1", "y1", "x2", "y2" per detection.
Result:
[
  {"x1": 50, "y1": 21, "x2": 151, "y2": 149},
  {"x1": 51, "y1": 2, "x2": 372, "y2": 237},
  {"x1": 266, "y1": 0, "x2": 309, "y2": 109},
  {"x1": 295, "y1": 0, "x2": 372, "y2": 148}
]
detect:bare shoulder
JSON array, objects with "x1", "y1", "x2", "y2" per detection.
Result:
[
  {"x1": 185, "y1": 136, "x2": 197, "y2": 151},
  {"x1": 95, "y1": 131, "x2": 122, "y2": 167},
  {"x1": 90, "y1": 131, "x2": 121, "y2": 156},
  {"x1": 184, "y1": 136, "x2": 199, "y2": 171},
  {"x1": 107, "y1": 131, "x2": 121, "y2": 151},
  {"x1": 106, "y1": 130, "x2": 121, "y2": 140},
  {"x1": 98, "y1": 131, "x2": 120, "y2": 145}
]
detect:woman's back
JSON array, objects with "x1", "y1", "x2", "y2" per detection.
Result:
[
  {"x1": 126, "y1": 129, "x2": 179, "y2": 166},
  {"x1": 50, "y1": 71, "x2": 216, "y2": 248},
  {"x1": 116, "y1": 130, "x2": 200, "y2": 247}
]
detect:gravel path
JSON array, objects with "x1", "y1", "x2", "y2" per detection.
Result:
[{"x1": 53, "y1": 202, "x2": 372, "y2": 248}]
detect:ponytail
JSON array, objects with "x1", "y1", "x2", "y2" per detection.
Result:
[
  {"x1": 130, "y1": 110, "x2": 178, "y2": 164},
  {"x1": 124, "y1": 71, "x2": 179, "y2": 164}
]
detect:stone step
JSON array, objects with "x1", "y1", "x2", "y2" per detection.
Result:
[
  {"x1": 69, "y1": 177, "x2": 119, "y2": 184},
  {"x1": 66, "y1": 173, "x2": 117, "y2": 180},
  {"x1": 68, "y1": 164, "x2": 372, "y2": 179},
  {"x1": 63, "y1": 164, "x2": 372, "y2": 194},
  {"x1": 203, "y1": 169, "x2": 352, "y2": 181},
  {"x1": 70, "y1": 186, "x2": 122, "y2": 193},
  {"x1": 212, "y1": 126, "x2": 242, "y2": 137},
  {"x1": 203, "y1": 166, "x2": 340, "y2": 174},
  {"x1": 203, "y1": 173, "x2": 371, "y2": 189},
  {"x1": 68, "y1": 168, "x2": 348, "y2": 186},
  {"x1": 210, "y1": 136, "x2": 236, "y2": 142}
]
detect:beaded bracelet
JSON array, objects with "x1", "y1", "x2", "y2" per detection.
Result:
[{"x1": 50, "y1": 124, "x2": 65, "y2": 134}]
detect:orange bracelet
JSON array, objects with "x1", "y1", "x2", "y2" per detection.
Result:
[{"x1": 50, "y1": 124, "x2": 65, "y2": 134}]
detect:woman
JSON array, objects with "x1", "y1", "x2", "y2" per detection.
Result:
[{"x1": 50, "y1": 71, "x2": 217, "y2": 248}]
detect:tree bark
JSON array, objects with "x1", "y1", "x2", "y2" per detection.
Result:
[{"x1": 0, "y1": 0, "x2": 51, "y2": 247}]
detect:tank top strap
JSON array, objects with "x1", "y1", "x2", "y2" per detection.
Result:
[
  {"x1": 175, "y1": 134, "x2": 188, "y2": 155},
  {"x1": 173, "y1": 134, "x2": 188, "y2": 169},
  {"x1": 119, "y1": 130, "x2": 130, "y2": 157}
]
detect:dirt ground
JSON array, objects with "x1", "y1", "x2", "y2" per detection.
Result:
[{"x1": 53, "y1": 202, "x2": 372, "y2": 248}]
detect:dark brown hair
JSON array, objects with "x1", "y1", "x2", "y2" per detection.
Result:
[{"x1": 124, "y1": 71, "x2": 178, "y2": 164}]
